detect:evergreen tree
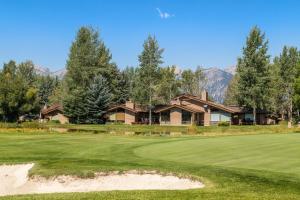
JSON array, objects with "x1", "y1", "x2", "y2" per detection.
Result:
[
  {"x1": 114, "y1": 71, "x2": 130, "y2": 104},
  {"x1": 136, "y1": 35, "x2": 164, "y2": 125},
  {"x1": 122, "y1": 66, "x2": 138, "y2": 100},
  {"x1": 63, "y1": 26, "x2": 117, "y2": 122},
  {"x1": 236, "y1": 26, "x2": 271, "y2": 125},
  {"x1": 86, "y1": 75, "x2": 111, "y2": 123},
  {"x1": 274, "y1": 46, "x2": 299, "y2": 127},
  {"x1": 63, "y1": 88, "x2": 87, "y2": 123}
]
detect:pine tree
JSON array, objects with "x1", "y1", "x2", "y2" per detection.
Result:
[
  {"x1": 63, "y1": 26, "x2": 117, "y2": 122},
  {"x1": 236, "y1": 26, "x2": 271, "y2": 125},
  {"x1": 85, "y1": 75, "x2": 111, "y2": 123},
  {"x1": 63, "y1": 88, "x2": 87, "y2": 123},
  {"x1": 113, "y1": 71, "x2": 130, "y2": 104},
  {"x1": 136, "y1": 35, "x2": 164, "y2": 125},
  {"x1": 122, "y1": 66, "x2": 138, "y2": 100}
]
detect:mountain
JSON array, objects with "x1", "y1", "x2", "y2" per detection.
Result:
[
  {"x1": 203, "y1": 66, "x2": 236, "y2": 103},
  {"x1": 34, "y1": 66, "x2": 66, "y2": 79},
  {"x1": 34, "y1": 65, "x2": 235, "y2": 103}
]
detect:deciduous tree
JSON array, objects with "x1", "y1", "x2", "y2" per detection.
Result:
[{"x1": 236, "y1": 26, "x2": 272, "y2": 125}]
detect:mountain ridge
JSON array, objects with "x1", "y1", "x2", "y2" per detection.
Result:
[{"x1": 35, "y1": 66, "x2": 236, "y2": 103}]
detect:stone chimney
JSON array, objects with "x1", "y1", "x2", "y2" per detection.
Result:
[
  {"x1": 201, "y1": 90, "x2": 208, "y2": 101},
  {"x1": 125, "y1": 100, "x2": 135, "y2": 109}
]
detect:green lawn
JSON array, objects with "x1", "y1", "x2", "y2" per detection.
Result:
[{"x1": 0, "y1": 130, "x2": 300, "y2": 199}]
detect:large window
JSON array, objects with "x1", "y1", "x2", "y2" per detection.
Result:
[
  {"x1": 211, "y1": 111, "x2": 231, "y2": 122},
  {"x1": 182, "y1": 110, "x2": 192, "y2": 124},
  {"x1": 160, "y1": 111, "x2": 170, "y2": 124}
]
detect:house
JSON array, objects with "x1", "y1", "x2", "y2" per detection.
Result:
[
  {"x1": 106, "y1": 91, "x2": 277, "y2": 126},
  {"x1": 41, "y1": 104, "x2": 69, "y2": 124},
  {"x1": 42, "y1": 91, "x2": 276, "y2": 126},
  {"x1": 106, "y1": 101, "x2": 160, "y2": 124},
  {"x1": 154, "y1": 91, "x2": 235, "y2": 126}
]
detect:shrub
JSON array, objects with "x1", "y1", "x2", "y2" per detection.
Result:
[
  {"x1": 218, "y1": 121, "x2": 230, "y2": 126},
  {"x1": 50, "y1": 120, "x2": 61, "y2": 124},
  {"x1": 278, "y1": 120, "x2": 288, "y2": 126},
  {"x1": 0, "y1": 122, "x2": 19, "y2": 128},
  {"x1": 21, "y1": 121, "x2": 45, "y2": 129}
]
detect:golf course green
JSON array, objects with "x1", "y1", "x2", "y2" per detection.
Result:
[{"x1": 0, "y1": 129, "x2": 300, "y2": 199}]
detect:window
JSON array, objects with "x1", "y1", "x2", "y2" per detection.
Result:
[
  {"x1": 182, "y1": 110, "x2": 192, "y2": 124},
  {"x1": 220, "y1": 112, "x2": 231, "y2": 121},
  {"x1": 211, "y1": 113, "x2": 220, "y2": 121},
  {"x1": 211, "y1": 111, "x2": 231, "y2": 122},
  {"x1": 245, "y1": 114, "x2": 254, "y2": 121},
  {"x1": 160, "y1": 111, "x2": 170, "y2": 124}
]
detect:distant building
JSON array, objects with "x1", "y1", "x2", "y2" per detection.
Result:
[
  {"x1": 42, "y1": 91, "x2": 276, "y2": 126},
  {"x1": 106, "y1": 91, "x2": 277, "y2": 126},
  {"x1": 41, "y1": 104, "x2": 69, "y2": 124}
]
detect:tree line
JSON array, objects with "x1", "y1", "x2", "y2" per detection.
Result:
[
  {"x1": 1, "y1": 26, "x2": 299, "y2": 126},
  {"x1": 224, "y1": 26, "x2": 300, "y2": 127},
  {"x1": 0, "y1": 26, "x2": 205, "y2": 123}
]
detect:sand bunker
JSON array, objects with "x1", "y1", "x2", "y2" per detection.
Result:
[{"x1": 0, "y1": 164, "x2": 204, "y2": 196}]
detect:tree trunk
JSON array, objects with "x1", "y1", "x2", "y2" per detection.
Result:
[
  {"x1": 253, "y1": 107, "x2": 256, "y2": 125},
  {"x1": 288, "y1": 102, "x2": 292, "y2": 128},
  {"x1": 149, "y1": 91, "x2": 152, "y2": 125}
]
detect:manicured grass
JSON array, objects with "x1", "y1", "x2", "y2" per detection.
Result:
[
  {"x1": 0, "y1": 130, "x2": 300, "y2": 199},
  {"x1": 136, "y1": 134, "x2": 300, "y2": 177},
  {"x1": 46, "y1": 123, "x2": 300, "y2": 136}
]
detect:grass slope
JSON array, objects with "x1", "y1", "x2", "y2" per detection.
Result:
[{"x1": 0, "y1": 131, "x2": 300, "y2": 199}]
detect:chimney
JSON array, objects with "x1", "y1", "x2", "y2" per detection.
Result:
[
  {"x1": 201, "y1": 90, "x2": 208, "y2": 101},
  {"x1": 125, "y1": 100, "x2": 135, "y2": 109}
]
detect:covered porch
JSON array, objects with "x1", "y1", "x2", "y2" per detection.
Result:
[{"x1": 155, "y1": 105, "x2": 204, "y2": 126}]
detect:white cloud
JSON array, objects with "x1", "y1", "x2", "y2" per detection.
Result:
[{"x1": 156, "y1": 8, "x2": 174, "y2": 19}]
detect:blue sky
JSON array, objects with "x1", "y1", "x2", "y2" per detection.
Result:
[{"x1": 1, "y1": 0, "x2": 300, "y2": 71}]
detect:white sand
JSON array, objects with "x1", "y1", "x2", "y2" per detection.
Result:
[{"x1": 0, "y1": 164, "x2": 204, "y2": 196}]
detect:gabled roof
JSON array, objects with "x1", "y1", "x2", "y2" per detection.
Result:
[
  {"x1": 107, "y1": 104, "x2": 138, "y2": 113},
  {"x1": 173, "y1": 94, "x2": 237, "y2": 113},
  {"x1": 41, "y1": 103, "x2": 63, "y2": 115},
  {"x1": 154, "y1": 104, "x2": 204, "y2": 113}
]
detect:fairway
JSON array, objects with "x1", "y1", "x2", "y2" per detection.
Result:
[{"x1": 0, "y1": 131, "x2": 300, "y2": 199}]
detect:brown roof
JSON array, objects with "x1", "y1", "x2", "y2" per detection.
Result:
[
  {"x1": 226, "y1": 105, "x2": 244, "y2": 113},
  {"x1": 174, "y1": 94, "x2": 237, "y2": 113},
  {"x1": 41, "y1": 103, "x2": 63, "y2": 115},
  {"x1": 107, "y1": 104, "x2": 137, "y2": 113},
  {"x1": 154, "y1": 104, "x2": 204, "y2": 113}
]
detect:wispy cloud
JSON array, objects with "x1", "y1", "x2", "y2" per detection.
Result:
[{"x1": 156, "y1": 8, "x2": 174, "y2": 19}]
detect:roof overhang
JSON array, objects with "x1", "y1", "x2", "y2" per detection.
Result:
[
  {"x1": 155, "y1": 104, "x2": 204, "y2": 113},
  {"x1": 174, "y1": 94, "x2": 236, "y2": 113},
  {"x1": 107, "y1": 105, "x2": 137, "y2": 113}
]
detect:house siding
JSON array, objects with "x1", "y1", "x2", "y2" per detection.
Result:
[
  {"x1": 170, "y1": 108, "x2": 182, "y2": 125},
  {"x1": 125, "y1": 110, "x2": 136, "y2": 124}
]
